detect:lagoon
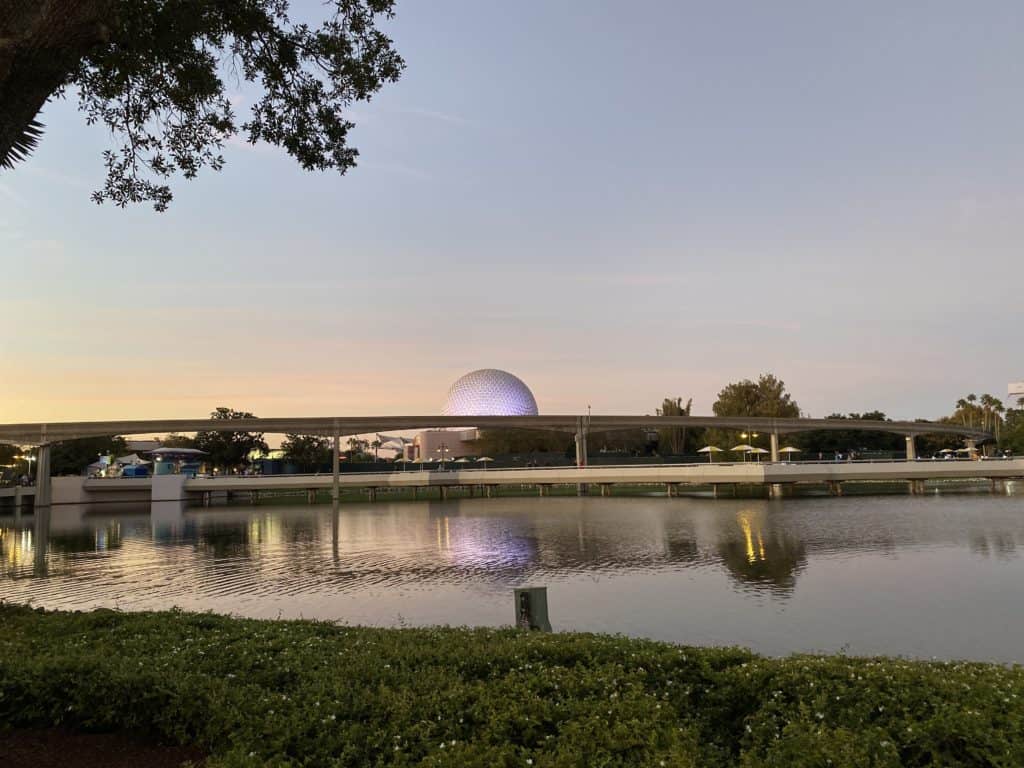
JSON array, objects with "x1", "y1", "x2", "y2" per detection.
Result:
[{"x1": 3, "y1": 491, "x2": 1023, "y2": 662}]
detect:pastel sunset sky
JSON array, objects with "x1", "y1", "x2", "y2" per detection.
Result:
[{"x1": 2, "y1": 1, "x2": 1022, "y2": 425}]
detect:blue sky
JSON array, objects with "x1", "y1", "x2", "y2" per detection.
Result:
[{"x1": 1, "y1": 0, "x2": 1022, "y2": 423}]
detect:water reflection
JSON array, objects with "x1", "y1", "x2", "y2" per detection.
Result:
[
  {"x1": 717, "y1": 508, "x2": 807, "y2": 594},
  {"x1": 2, "y1": 494, "x2": 1024, "y2": 660}
]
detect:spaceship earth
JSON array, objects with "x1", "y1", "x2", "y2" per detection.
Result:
[{"x1": 441, "y1": 369, "x2": 539, "y2": 416}]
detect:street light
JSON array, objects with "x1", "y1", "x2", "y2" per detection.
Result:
[
  {"x1": 436, "y1": 442, "x2": 451, "y2": 471},
  {"x1": 15, "y1": 453, "x2": 35, "y2": 482},
  {"x1": 740, "y1": 432, "x2": 759, "y2": 463}
]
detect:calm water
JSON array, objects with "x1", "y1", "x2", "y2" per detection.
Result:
[{"x1": 3, "y1": 492, "x2": 1024, "y2": 661}]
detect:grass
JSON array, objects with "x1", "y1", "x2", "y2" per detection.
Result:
[{"x1": 1, "y1": 605, "x2": 1022, "y2": 766}]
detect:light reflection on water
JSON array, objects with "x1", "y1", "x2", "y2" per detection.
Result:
[{"x1": 2, "y1": 493, "x2": 1024, "y2": 661}]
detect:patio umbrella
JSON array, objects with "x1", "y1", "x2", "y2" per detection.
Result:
[
  {"x1": 476, "y1": 456, "x2": 494, "y2": 471},
  {"x1": 938, "y1": 448, "x2": 954, "y2": 454},
  {"x1": 454, "y1": 457, "x2": 470, "y2": 463},
  {"x1": 779, "y1": 446, "x2": 801, "y2": 462},
  {"x1": 731, "y1": 444, "x2": 754, "y2": 462},
  {"x1": 697, "y1": 446, "x2": 724, "y2": 463},
  {"x1": 749, "y1": 447, "x2": 770, "y2": 463}
]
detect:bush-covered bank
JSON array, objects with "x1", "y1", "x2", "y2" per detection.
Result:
[{"x1": 1, "y1": 605, "x2": 1021, "y2": 767}]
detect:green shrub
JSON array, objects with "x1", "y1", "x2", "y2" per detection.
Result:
[{"x1": 0, "y1": 604, "x2": 1021, "y2": 766}]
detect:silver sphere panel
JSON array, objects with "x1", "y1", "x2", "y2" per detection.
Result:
[{"x1": 442, "y1": 369, "x2": 539, "y2": 416}]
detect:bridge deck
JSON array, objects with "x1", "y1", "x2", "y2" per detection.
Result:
[{"x1": 73, "y1": 459, "x2": 1024, "y2": 497}]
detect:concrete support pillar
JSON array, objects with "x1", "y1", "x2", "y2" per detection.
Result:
[
  {"x1": 486, "y1": 485, "x2": 494, "y2": 498},
  {"x1": 991, "y1": 479, "x2": 1006, "y2": 495},
  {"x1": 368, "y1": 487, "x2": 376, "y2": 503},
  {"x1": 711, "y1": 484, "x2": 719, "y2": 499},
  {"x1": 307, "y1": 489, "x2": 316, "y2": 505},
  {"x1": 905, "y1": 435, "x2": 916, "y2": 461},
  {"x1": 32, "y1": 444, "x2": 52, "y2": 509},
  {"x1": 13, "y1": 486, "x2": 23, "y2": 521},
  {"x1": 828, "y1": 480, "x2": 843, "y2": 497},
  {"x1": 575, "y1": 415, "x2": 589, "y2": 496},
  {"x1": 770, "y1": 432, "x2": 780, "y2": 463},
  {"x1": 332, "y1": 433, "x2": 341, "y2": 504},
  {"x1": 203, "y1": 491, "x2": 212, "y2": 507},
  {"x1": 439, "y1": 486, "x2": 448, "y2": 501},
  {"x1": 538, "y1": 484, "x2": 549, "y2": 497},
  {"x1": 769, "y1": 483, "x2": 784, "y2": 499},
  {"x1": 599, "y1": 483, "x2": 612, "y2": 497},
  {"x1": 249, "y1": 490, "x2": 259, "y2": 505}
]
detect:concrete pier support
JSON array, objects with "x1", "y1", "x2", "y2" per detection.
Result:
[
  {"x1": 575, "y1": 415, "x2": 589, "y2": 496},
  {"x1": 666, "y1": 482, "x2": 676, "y2": 497},
  {"x1": 770, "y1": 432, "x2": 780, "y2": 463},
  {"x1": 991, "y1": 478, "x2": 1007, "y2": 495},
  {"x1": 13, "y1": 486, "x2": 23, "y2": 521},
  {"x1": 439, "y1": 486, "x2": 448, "y2": 501},
  {"x1": 599, "y1": 483, "x2": 612, "y2": 497},
  {"x1": 368, "y1": 487, "x2": 376, "y2": 503},
  {"x1": 711, "y1": 484, "x2": 719, "y2": 499},
  {"x1": 909, "y1": 479, "x2": 927, "y2": 495},
  {"x1": 203, "y1": 491, "x2": 212, "y2": 507},
  {"x1": 538, "y1": 484, "x2": 549, "y2": 497},
  {"x1": 332, "y1": 432, "x2": 341, "y2": 508},
  {"x1": 307, "y1": 489, "x2": 317, "y2": 504},
  {"x1": 905, "y1": 435, "x2": 916, "y2": 461},
  {"x1": 827, "y1": 480, "x2": 843, "y2": 497},
  {"x1": 769, "y1": 483, "x2": 784, "y2": 499},
  {"x1": 34, "y1": 444, "x2": 52, "y2": 509}
]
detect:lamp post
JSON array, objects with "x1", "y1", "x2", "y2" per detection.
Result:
[
  {"x1": 16, "y1": 453, "x2": 35, "y2": 483},
  {"x1": 740, "y1": 432, "x2": 759, "y2": 463},
  {"x1": 436, "y1": 442, "x2": 450, "y2": 471}
]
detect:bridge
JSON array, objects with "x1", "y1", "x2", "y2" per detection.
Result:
[{"x1": 0, "y1": 413, "x2": 996, "y2": 508}]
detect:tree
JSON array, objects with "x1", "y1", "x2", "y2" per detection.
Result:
[
  {"x1": 656, "y1": 396, "x2": 698, "y2": 455},
  {"x1": 194, "y1": 407, "x2": 268, "y2": 471},
  {"x1": 50, "y1": 435, "x2": 127, "y2": 475},
  {"x1": 160, "y1": 433, "x2": 197, "y2": 449},
  {"x1": 706, "y1": 373, "x2": 800, "y2": 449},
  {"x1": 1002, "y1": 398, "x2": 1024, "y2": 455},
  {"x1": 712, "y1": 374, "x2": 801, "y2": 419},
  {"x1": 0, "y1": 0, "x2": 404, "y2": 210},
  {"x1": 797, "y1": 412, "x2": 904, "y2": 456},
  {"x1": 280, "y1": 434, "x2": 330, "y2": 472},
  {"x1": 469, "y1": 429, "x2": 571, "y2": 457}
]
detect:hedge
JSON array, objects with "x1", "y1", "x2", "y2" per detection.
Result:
[{"x1": 1, "y1": 604, "x2": 1021, "y2": 766}]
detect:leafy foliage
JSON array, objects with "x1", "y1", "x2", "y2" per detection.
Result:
[
  {"x1": 7, "y1": 0, "x2": 404, "y2": 209},
  {"x1": 797, "y1": 412, "x2": 905, "y2": 456},
  {"x1": 0, "y1": 605, "x2": 1022, "y2": 767},
  {"x1": 194, "y1": 407, "x2": 268, "y2": 471},
  {"x1": 712, "y1": 374, "x2": 801, "y2": 420},
  {"x1": 50, "y1": 435, "x2": 128, "y2": 475},
  {"x1": 280, "y1": 433, "x2": 331, "y2": 471},
  {"x1": 656, "y1": 396, "x2": 701, "y2": 455}
]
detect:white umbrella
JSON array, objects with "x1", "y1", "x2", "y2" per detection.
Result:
[
  {"x1": 476, "y1": 456, "x2": 494, "y2": 471},
  {"x1": 731, "y1": 444, "x2": 754, "y2": 462},
  {"x1": 749, "y1": 446, "x2": 770, "y2": 463},
  {"x1": 454, "y1": 457, "x2": 470, "y2": 463},
  {"x1": 779, "y1": 446, "x2": 801, "y2": 454},
  {"x1": 697, "y1": 446, "x2": 724, "y2": 463}
]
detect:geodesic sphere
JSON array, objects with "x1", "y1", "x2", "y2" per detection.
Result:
[{"x1": 441, "y1": 369, "x2": 539, "y2": 416}]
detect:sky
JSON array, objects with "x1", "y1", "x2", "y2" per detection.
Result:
[{"x1": 1, "y1": 0, "x2": 1022, "y2": 425}]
